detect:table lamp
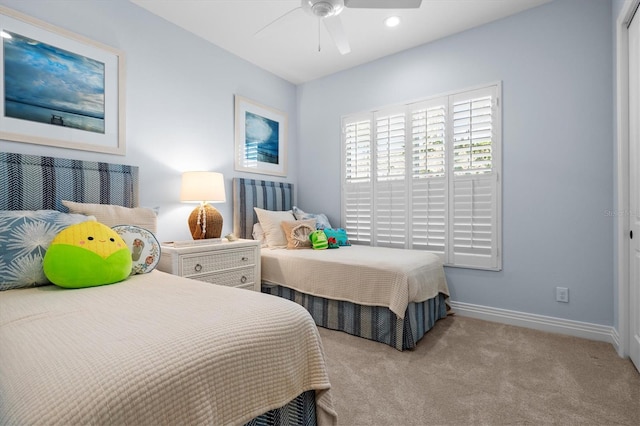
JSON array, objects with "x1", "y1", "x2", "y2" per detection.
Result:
[{"x1": 180, "y1": 171, "x2": 226, "y2": 239}]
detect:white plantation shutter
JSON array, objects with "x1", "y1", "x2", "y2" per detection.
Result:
[
  {"x1": 409, "y1": 99, "x2": 447, "y2": 257},
  {"x1": 449, "y1": 86, "x2": 500, "y2": 269},
  {"x1": 374, "y1": 109, "x2": 407, "y2": 248},
  {"x1": 450, "y1": 175, "x2": 499, "y2": 268},
  {"x1": 410, "y1": 178, "x2": 446, "y2": 254},
  {"x1": 342, "y1": 83, "x2": 501, "y2": 270},
  {"x1": 343, "y1": 115, "x2": 373, "y2": 243},
  {"x1": 451, "y1": 88, "x2": 495, "y2": 175},
  {"x1": 410, "y1": 102, "x2": 446, "y2": 179}
]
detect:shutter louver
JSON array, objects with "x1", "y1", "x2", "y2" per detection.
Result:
[
  {"x1": 343, "y1": 117, "x2": 373, "y2": 244},
  {"x1": 452, "y1": 95, "x2": 493, "y2": 175},
  {"x1": 411, "y1": 178, "x2": 446, "y2": 254},
  {"x1": 451, "y1": 175, "x2": 497, "y2": 268},
  {"x1": 344, "y1": 183, "x2": 372, "y2": 243},
  {"x1": 376, "y1": 112, "x2": 406, "y2": 181},
  {"x1": 411, "y1": 105, "x2": 446, "y2": 178},
  {"x1": 345, "y1": 120, "x2": 372, "y2": 182},
  {"x1": 410, "y1": 102, "x2": 447, "y2": 256},
  {"x1": 374, "y1": 111, "x2": 406, "y2": 248},
  {"x1": 450, "y1": 86, "x2": 500, "y2": 269}
]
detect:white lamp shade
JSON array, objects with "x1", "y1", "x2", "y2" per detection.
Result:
[{"x1": 180, "y1": 171, "x2": 226, "y2": 203}]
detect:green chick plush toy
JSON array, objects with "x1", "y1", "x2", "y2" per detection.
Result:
[{"x1": 43, "y1": 221, "x2": 132, "y2": 288}]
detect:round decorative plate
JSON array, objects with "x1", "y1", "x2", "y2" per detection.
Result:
[{"x1": 112, "y1": 225, "x2": 161, "y2": 275}]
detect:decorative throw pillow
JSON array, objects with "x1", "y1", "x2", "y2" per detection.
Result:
[
  {"x1": 0, "y1": 210, "x2": 96, "y2": 291},
  {"x1": 62, "y1": 200, "x2": 158, "y2": 233},
  {"x1": 254, "y1": 207, "x2": 296, "y2": 248},
  {"x1": 324, "y1": 228, "x2": 351, "y2": 246},
  {"x1": 252, "y1": 223, "x2": 267, "y2": 247},
  {"x1": 292, "y1": 206, "x2": 332, "y2": 230},
  {"x1": 112, "y1": 225, "x2": 161, "y2": 275},
  {"x1": 43, "y1": 221, "x2": 132, "y2": 288},
  {"x1": 281, "y1": 219, "x2": 316, "y2": 249}
]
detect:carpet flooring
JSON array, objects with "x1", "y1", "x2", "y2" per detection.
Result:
[{"x1": 317, "y1": 315, "x2": 640, "y2": 425}]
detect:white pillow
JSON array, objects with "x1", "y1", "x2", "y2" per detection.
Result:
[
  {"x1": 253, "y1": 207, "x2": 295, "y2": 248},
  {"x1": 62, "y1": 200, "x2": 158, "y2": 233},
  {"x1": 252, "y1": 223, "x2": 267, "y2": 247}
]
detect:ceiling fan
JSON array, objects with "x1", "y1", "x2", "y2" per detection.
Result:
[{"x1": 254, "y1": 0, "x2": 423, "y2": 55}]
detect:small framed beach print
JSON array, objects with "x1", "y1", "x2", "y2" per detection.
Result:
[
  {"x1": 234, "y1": 95, "x2": 287, "y2": 177},
  {"x1": 0, "y1": 6, "x2": 126, "y2": 155}
]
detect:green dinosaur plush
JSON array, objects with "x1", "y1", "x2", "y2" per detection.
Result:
[{"x1": 309, "y1": 230, "x2": 328, "y2": 250}]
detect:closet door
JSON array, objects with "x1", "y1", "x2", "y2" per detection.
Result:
[{"x1": 628, "y1": 3, "x2": 640, "y2": 373}]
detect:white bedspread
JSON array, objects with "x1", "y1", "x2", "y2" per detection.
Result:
[
  {"x1": 261, "y1": 245, "x2": 449, "y2": 318},
  {"x1": 0, "y1": 271, "x2": 336, "y2": 426}
]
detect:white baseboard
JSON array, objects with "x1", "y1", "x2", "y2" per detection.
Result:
[{"x1": 449, "y1": 301, "x2": 620, "y2": 352}]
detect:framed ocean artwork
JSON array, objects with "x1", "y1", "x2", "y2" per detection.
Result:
[
  {"x1": 234, "y1": 95, "x2": 287, "y2": 177},
  {"x1": 0, "y1": 6, "x2": 125, "y2": 155}
]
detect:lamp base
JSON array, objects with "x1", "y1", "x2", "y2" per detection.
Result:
[{"x1": 188, "y1": 203, "x2": 223, "y2": 239}]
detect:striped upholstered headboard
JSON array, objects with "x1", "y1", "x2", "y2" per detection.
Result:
[
  {"x1": 0, "y1": 152, "x2": 139, "y2": 211},
  {"x1": 232, "y1": 178, "x2": 293, "y2": 239}
]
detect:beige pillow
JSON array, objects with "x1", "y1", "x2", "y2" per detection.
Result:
[
  {"x1": 62, "y1": 200, "x2": 157, "y2": 233},
  {"x1": 254, "y1": 207, "x2": 295, "y2": 248},
  {"x1": 252, "y1": 223, "x2": 267, "y2": 247},
  {"x1": 281, "y1": 219, "x2": 316, "y2": 249}
]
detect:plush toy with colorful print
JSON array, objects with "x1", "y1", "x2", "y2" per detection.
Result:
[{"x1": 43, "y1": 221, "x2": 132, "y2": 288}]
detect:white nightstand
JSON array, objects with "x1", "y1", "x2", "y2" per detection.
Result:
[{"x1": 157, "y1": 239, "x2": 261, "y2": 291}]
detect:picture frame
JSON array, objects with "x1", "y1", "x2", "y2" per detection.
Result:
[
  {"x1": 234, "y1": 95, "x2": 287, "y2": 177},
  {"x1": 0, "y1": 6, "x2": 126, "y2": 155}
]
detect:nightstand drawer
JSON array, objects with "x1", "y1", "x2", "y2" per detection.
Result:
[
  {"x1": 196, "y1": 267, "x2": 255, "y2": 290},
  {"x1": 181, "y1": 248, "x2": 256, "y2": 276},
  {"x1": 158, "y1": 239, "x2": 261, "y2": 291}
]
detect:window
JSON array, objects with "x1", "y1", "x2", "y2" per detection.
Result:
[{"x1": 341, "y1": 83, "x2": 501, "y2": 270}]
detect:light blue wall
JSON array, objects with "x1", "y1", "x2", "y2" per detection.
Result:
[
  {"x1": 0, "y1": 0, "x2": 298, "y2": 243},
  {"x1": 297, "y1": 0, "x2": 615, "y2": 325},
  {"x1": 0, "y1": 0, "x2": 619, "y2": 327}
]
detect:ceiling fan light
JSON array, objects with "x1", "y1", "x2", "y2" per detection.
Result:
[
  {"x1": 384, "y1": 16, "x2": 401, "y2": 28},
  {"x1": 305, "y1": 0, "x2": 345, "y2": 18}
]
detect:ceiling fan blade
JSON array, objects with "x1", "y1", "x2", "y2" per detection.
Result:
[
  {"x1": 323, "y1": 15, "x2": 351, "y2": 55},
  {"x1": 344, "y1": 0, "x2": 422, "y2": 8},
  {"x1": 254, "y1": 6, "x2": 303, "y2": 38}
]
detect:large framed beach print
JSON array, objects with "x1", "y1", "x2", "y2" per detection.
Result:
[
  {"x1": 234, "y1": 95, "x2": 287, "y2": 177},
  {"x1": 0, "y1": 6, "x2": 125, "y2": 155}
]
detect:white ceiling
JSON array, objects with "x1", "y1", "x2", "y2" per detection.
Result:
[{"x1": 130, "y1": 0, "x2": 552, "y2": 85}]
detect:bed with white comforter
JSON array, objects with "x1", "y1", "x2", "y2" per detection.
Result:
[
  {"x1": 0, "y1": 152, "x2": 337, "y2": 426},
  {"x1": 261, "y1": 245, "x2": 448, "y2": 319},
  {"x1": 0, "y1": 269, "x2": 335, "y2": 425},
  {"x1": 233, "y1": 177, "x2": 450, "y2": 351}
]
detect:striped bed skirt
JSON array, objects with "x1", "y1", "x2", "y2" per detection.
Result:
[
  {"x1": 246, "y1": 390, "x2": 316, "y2": 426},
  {"x1": 262, "y1": 283, "x2": 448, "y2": 351}
]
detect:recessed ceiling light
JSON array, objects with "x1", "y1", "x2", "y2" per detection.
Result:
[{"x1": 384, "y1": 16, "x2": 401, "y2": 28}]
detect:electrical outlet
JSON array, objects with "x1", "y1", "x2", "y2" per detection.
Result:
[{"x1": 556, "y1": 287, "x2": 569, "y2": 303}]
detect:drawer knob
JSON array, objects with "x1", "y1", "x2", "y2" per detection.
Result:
[
  {"x1": 240, "y1": 276, "x2": 247, "y2": 284},
  {"x1": 241, "y1": 256, "x2": 249, "y2": 262},
  {"x1": 194, "y1": 264, "x2": 202, "y2": 272}
]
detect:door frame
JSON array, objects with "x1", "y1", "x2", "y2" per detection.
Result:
[{"x1": 615, "y1": 0, "x2": 639, "y2": 358}]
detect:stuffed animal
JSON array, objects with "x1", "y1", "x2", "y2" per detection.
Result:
[
  {"x1": 309, "y1": 230, "x2": 328, "y2": 250},
  {"x1": 327, "y1": 236, "x2": 339, "y2": 249},
  {"x1": 324, "y1": 228, "x2": 351, "y2": 246},
  {"x1": 43, "y1": 221, "x2": 132, "y2": 288}
]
